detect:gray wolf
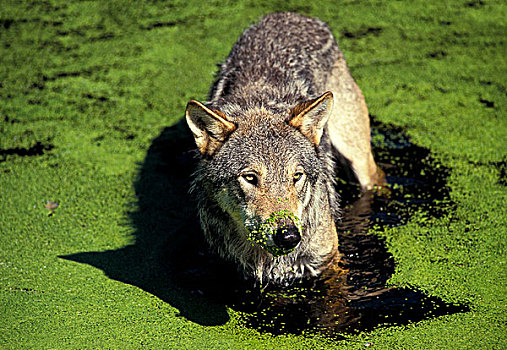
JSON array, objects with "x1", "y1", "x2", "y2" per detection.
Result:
[{"x1": 185, "y1": 12, "x2": 385, "y2": 285}]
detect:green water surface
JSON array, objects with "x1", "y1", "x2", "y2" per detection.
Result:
[{"x1": 0, "y1": 1, "x2": 505, "y2": 349}]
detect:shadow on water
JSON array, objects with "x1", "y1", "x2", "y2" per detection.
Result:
[{"x1": 61, "y1": 117, "x2": 468, "y2": 338}]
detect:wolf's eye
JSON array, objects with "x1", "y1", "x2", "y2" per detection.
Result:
[
  {"x1": 293, "y1": 172, "x2": 304, "y2": 183},
  {"x1": 243, "y1": 174, "x2": 258, "y2": 186}
]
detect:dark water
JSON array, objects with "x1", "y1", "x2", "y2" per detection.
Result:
[
  {"x1": 161, "y1": 118, "x2": 467, "y2": 338},
  {"x1": 62, "y1": 117, "x2": 468, "y2": 338}
]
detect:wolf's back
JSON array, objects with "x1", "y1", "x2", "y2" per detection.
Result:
[{"x1": 209, "y1": 12, "x2": 343, "y2": 110}]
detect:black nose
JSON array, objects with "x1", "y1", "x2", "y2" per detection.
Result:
[{"x1": 273, "y1": 225, "x2": 301, "y2": 250}]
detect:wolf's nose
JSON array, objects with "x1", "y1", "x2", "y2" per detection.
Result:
[{"x1": 273, "y1": 225, "x2": 301, "y2": 250}]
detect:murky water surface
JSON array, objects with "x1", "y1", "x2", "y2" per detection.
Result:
[
  {"x1": 63, "y1": 118, "x2": 467, "y2": 338},
  {"x1": 167, "y1": 119, "x2": 467, "y2": 338}
]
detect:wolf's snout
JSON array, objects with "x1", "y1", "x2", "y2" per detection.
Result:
[{"x1": 273, "y1": 225, "x2": 301, "y2": 250}]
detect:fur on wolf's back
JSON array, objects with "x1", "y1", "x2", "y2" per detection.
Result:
[
  {"x1": 189, "y1": 12, "x2": 345, "y2": 284},
  {"x1": 209, "y1": 12, "x2": 342, "y2": 115}
]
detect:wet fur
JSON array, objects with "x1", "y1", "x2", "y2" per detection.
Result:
[
  {"x1": 190, "y1": 115, "x2": 339, "y2": 284},
  {"x1": 186, "y1": 13, "x2": 383, "y2": 285}
]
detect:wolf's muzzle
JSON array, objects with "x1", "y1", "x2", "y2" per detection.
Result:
[{"x1": 273, "y1": 224, "x2": 301, "y2": 250}]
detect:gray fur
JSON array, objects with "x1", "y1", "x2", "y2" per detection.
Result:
[
  {"x1": 209, "y1": 12, "x2": 339, "y2": 116},
  {"x1": 185, "y1": 12, "x2": 384, "y2": 285}
]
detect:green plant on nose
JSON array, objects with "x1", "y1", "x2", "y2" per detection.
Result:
[{"x1": 247, "y1": 209, "x2": 302, "y2": 257}]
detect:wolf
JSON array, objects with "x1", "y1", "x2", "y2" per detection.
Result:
[{"x1": 185, "y1": 12, "x2": 385, "y2": 285}]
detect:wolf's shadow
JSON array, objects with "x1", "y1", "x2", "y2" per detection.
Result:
[
  {"x1": 62, "y1": 119, "x2": 231, "y2": 326},
  {"x1": 61, "y1": 117, "x2": 468, "y2": 335}
]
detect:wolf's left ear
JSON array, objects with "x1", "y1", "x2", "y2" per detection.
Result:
[
  {"x1": 185, "y1": 100, "x2": 236, "y2": 156},
  {"x1": 288, "y1": 91, "x2": 334, "y2": 147}
]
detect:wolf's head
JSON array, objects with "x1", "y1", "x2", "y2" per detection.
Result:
[{"x1": 186, "y1": 92, "x2": 334, "y2": 261}]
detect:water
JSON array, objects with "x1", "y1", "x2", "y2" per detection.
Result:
[
  {"x1": 164, "y1": 118, "x2": 467, "y2": 338},
  {"x1": 62, "y1": 117, "x2": 468, "y2": 337}
]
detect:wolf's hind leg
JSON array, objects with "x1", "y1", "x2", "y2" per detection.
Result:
[{"x1": 325, "y1": 61, "x2": 385, "y2": 191}]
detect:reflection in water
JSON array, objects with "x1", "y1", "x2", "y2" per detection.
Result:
[{"x1": 166, "y1": 118, "x2": 467, "y2": 338}]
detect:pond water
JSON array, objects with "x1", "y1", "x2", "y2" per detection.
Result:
[
  {"x1": 62, "y1": 117, "x2": 468, "y2": 338},
  {"x1": 165, "y1": 118, "x2": 468, "y2": 338}
]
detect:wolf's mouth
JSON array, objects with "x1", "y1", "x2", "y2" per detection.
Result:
[{"x1": 246, "y1": 211, "x2": 302, "y2": 257}]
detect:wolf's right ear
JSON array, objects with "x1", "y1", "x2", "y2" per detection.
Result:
[
  {"x1": 185, "y1": 100, "x2": 236, "y2": 156},
  {"x1": 288, "y1": 91, "x2": 334, "y2": 147}
]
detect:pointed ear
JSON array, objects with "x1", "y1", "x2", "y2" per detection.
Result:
[
  {"x1": 185, "y1": 100, "x2": 236, "y2": 156},
  {"x1": 288, "y1": 91, "x2": 334, "y2": 147}
]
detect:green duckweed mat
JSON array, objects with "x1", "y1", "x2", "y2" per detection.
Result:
[{"x1": 1, "y1": 1, "x2": 505, "y2": 349}]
